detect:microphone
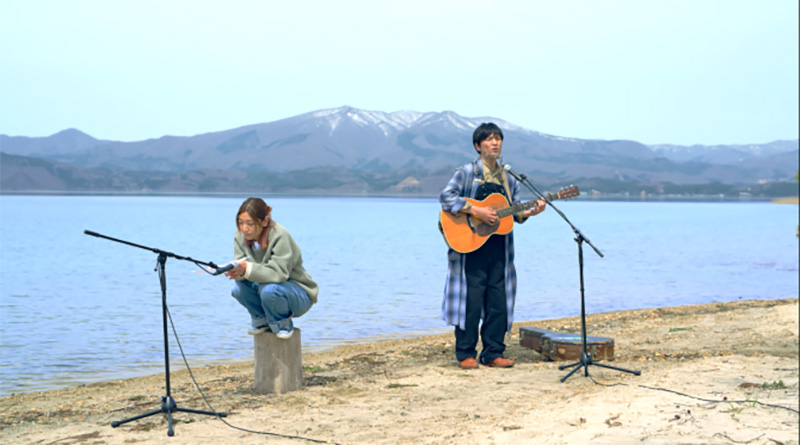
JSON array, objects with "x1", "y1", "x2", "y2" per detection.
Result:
[
  {"x1": 211, "y1": 260, "x2": 240, "y2": 276},
  {"x1": 503, "y1": 164, "x2": 525, "y2": 181}
]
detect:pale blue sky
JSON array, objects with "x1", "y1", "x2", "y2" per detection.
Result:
[{"x1": 1, "y1": 0, "x2": 797, "y2": 145}]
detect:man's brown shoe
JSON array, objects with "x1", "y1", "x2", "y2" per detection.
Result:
[
  {"x1": 483, "y1": 357, "x2": 514, "y2": 368},
  {"x1": 459, "y1": 357, "x2": 479, "y2": 369}
]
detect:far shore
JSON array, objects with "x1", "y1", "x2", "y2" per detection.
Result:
[
  {"x1": 1, "y1": 190, "x2": 797, "y2": 203},
  {"x1": 773, "y1": 196, "x2": 800, "y2": 204},
  {"x1": 1, "y1": 298, "x2": 797, "y2": 444}
]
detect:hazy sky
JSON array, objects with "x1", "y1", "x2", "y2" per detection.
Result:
[{"x1": 1, "y1": 0, "x2": 797, "y2": 145}]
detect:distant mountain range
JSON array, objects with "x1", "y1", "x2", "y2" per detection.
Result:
[{"x1": 1, "y1": 106, "x2": 798, "y2": 195}]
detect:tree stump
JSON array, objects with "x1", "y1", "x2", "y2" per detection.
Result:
[{"x1": 253, "y1": 329, "x2": 302, "y2": 394}]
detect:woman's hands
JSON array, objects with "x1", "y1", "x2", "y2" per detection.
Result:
[{"x1": 224, "y1": 261, "x2": 247, "y2": 280}]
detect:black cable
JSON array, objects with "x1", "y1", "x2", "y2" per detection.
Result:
[
  {"x1": 587, "y1": 375, "x2": 627, "y2": 387},
  {"x1": 587, "y1": 376, "x2": 799, "y2": 414},
  {"x1": 637, "y1": 384, "x2": 800, "y2": 414},
  {"x1": 194, "y1": 263, "x2": 217, "y2": 276},
  {"x1": 165, "y1": 306, "x2": 342, "y2": 444}
]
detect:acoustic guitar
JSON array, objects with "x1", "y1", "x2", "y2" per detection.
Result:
[{"x1": 439, "y1": 186, "x2": 580, "y2": 253}]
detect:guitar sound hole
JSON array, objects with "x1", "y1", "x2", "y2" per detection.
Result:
[{"x1": 476, "y1": 222, "x2": 499, "y2": 236}]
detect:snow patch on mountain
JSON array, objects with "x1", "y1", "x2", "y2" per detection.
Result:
[
  {"x1": 649, "y1": 140, "x2": 797, "y2": 163},
  {"x1": 307, "y1": 105, "x2": 555, "y2": 139}
]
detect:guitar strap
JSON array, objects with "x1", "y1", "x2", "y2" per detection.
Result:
[
  {"x1": 499, "y1": 167, "x2": 531, "y2": 221},
  {"x1": 500, "y1": 169, "x2": 513, "y2": 206},
  {"x1": 504, "y1": 171, "x2": 530, "y2": 225}
]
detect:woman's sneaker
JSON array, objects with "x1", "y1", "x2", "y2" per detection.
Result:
[
  {"x1": 276, "y1": 320, "x2": 294, "y2": 339},
  {"x1": 247, "y1": 325, "x2": 270, "y2": 335}
]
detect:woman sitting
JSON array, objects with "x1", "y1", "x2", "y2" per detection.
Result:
[{"x1": 226, "y1": 197, "x2": 318, "y2": 339}]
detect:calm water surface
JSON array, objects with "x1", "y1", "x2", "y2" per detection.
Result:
[{"x1": 0, "y1": 196, "x2": 797, "y2": 396}]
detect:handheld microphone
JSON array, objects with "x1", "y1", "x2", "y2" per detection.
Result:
[{"x1": 211, "y1": 260, "x2": 240, "y2": 276}]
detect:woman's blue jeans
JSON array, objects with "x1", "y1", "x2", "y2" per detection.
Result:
[{"x1": 231, "y1": 280, "x2": 312, "y2": 332}]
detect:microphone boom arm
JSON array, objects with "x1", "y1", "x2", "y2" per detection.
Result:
[{"x1": 503, "y1": 166, "x2": 602, "y2": 258}]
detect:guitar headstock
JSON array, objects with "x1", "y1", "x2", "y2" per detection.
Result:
[{"x1": 553, "y1": 185, "x2": 580, "y2": 201}]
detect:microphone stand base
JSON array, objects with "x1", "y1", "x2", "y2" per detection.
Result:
[
  {"x1": 558, "y1": 352, "x2": 641, "y2": 383},
  {"x1": 111, "y1": 396, "x2": 226, "y2": 437}
]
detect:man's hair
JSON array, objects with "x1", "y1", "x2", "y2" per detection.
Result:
[{"x1": 472, "y1": 122, "x2": 504, "y2": 151}]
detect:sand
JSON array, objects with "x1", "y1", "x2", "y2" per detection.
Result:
[{"x1": 1, "y1": 298, "x2": 798, "y2": 444}]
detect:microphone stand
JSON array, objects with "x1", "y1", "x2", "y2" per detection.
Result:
[
  {"x1": 505, "y1": 171, "x2": 640, "y2": 382},
  {"x1": 84, "y1": 230, "x2": 227, "y2": 436}
]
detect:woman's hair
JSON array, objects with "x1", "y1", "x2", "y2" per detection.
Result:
[{"x1": 236, "y1": 197, "x2": 272, "y2": 231}]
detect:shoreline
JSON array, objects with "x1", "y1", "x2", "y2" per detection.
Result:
[
  {"x1": 0, "y1": 325, "x2": 454, "y2": 399},
  {"x1": 2, "y1": 298, "x2": 798, "y2": 444},
  {"x1": 0, "y1": 296, "x2": 791, "y2": 399},
  {"x1": 2, "y1": 191, "x2": 796, "y2": 202}
]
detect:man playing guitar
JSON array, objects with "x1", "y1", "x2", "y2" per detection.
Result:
[{"x1": 439, "y1": 122, "x2": 545, "y2": 369}]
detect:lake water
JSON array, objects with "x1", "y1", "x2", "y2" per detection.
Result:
[{"x1": 0, "y1": 196, "x2": 797, "y2": 396}]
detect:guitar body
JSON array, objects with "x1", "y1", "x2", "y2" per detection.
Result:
[
  {"x1": 438, "y1": 185, "x2": 580, "y2": 253},
  {"x1": 440, "y1": 193, "x2": 515, "y2": 253}
]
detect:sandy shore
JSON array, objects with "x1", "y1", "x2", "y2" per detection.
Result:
[{"x1": 1, "y1": 298, "x2": 798, "y2": 444}]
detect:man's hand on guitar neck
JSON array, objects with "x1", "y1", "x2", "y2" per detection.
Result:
[
  {"x1": 461, "y1": 197, "x2": 545, "y2": 224},
  {"x1": 463, "y1": 205, "x2": 499, "y2": 225},
  {"x1": 521, "y1": 198, "x2": 546, "y2": 218}
]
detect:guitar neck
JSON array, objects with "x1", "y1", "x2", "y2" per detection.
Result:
[{"x1": 496, "y1": 191, "x2": 558, "y2": 218}]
